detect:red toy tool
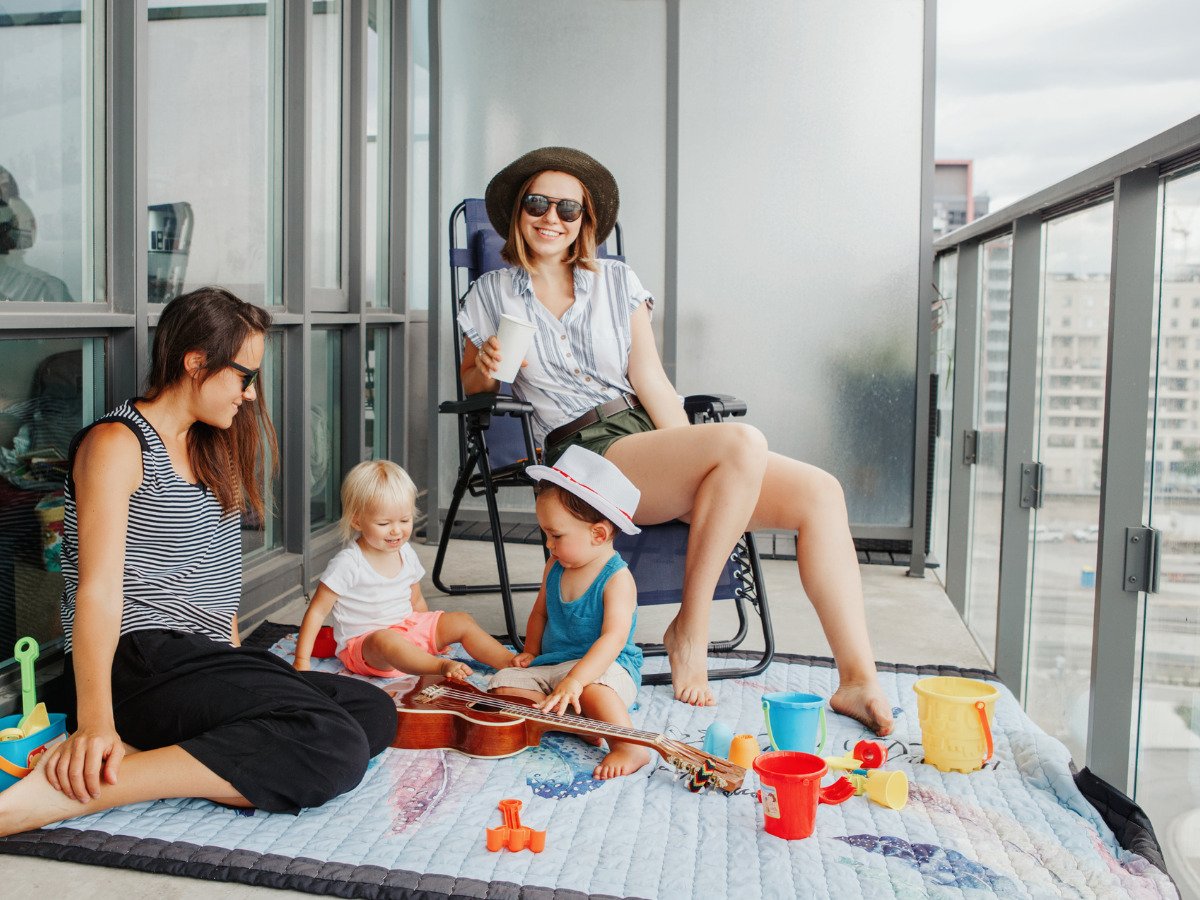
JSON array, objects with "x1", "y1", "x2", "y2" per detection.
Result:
[{"x1": 486, "y1": 799, "x2": 546, "y2": 853}]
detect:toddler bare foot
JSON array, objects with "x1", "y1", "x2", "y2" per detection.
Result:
[
  {"x1": 593, "y1": 744, "x2": 650, "y2": 780},
  {"x1": 663, "y1": 621, "x2": 715, "y2": 707},
  {"x1": 831, "y1": 680, "x2": 893, "y2": 736},
  {"x1": 439, "y1": 659, "x2": 473, "y2": 680}
]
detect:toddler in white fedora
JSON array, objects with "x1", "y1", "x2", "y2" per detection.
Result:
[{"x1": 488, "y1": 445, "x2": 648, "y2": 779}]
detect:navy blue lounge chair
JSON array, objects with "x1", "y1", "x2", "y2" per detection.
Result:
[{"x1": 433, "y1": 199, "x2": 774, "y2": 682}]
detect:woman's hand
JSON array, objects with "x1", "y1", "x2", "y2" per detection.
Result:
[
  {"x1": 474, "y1": 336, "x2": 502, "y2": 378},
  {"x1": 539, "y1": 677, "x2": 583, "y2": 716},
  {"x1": 43, "y1": 723, "x2": 125, "y2": 802},
  {"x1": 511, "y1": 652, "x2": 536, "y2": 668}
]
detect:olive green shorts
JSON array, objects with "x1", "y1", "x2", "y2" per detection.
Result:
[{"x1": 543, "y1": 405, "x2": 656, "y2": 466}]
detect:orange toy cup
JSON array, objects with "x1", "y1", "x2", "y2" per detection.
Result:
[{"x1": 753, "y1": 751, "x2": 854, "y2": 840}]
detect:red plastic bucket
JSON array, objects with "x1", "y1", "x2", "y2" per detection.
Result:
[{"x1": 753, "y1": 751, "x2": 854, "y2": 840}]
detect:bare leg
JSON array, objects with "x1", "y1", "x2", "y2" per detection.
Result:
[
  {"x1": 606, "y1": 423, "x2": 768, "y2": 706},
  {"x1": 436, "y1": 611, "x2": 517, "y2": 670},
  {"x1": 747, "y1": 453, "x2": 892, "y2": 735},
  {"x1": 0, "y1": 745, "x2": 250, "y2": 838},
  {"x1": 362, "y1": 628, "x2": 470, "y2": 679},
  {"x1": 580, "y1": 685, "x2": 649, "y2": 779}
]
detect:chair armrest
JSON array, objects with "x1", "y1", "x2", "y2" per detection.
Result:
[
  {"x1": 439, "y1": 393, "x2": 535, "y2": 417},
  {"x1": 683, "y1": 393, "x2": 748, "y2": 422}
]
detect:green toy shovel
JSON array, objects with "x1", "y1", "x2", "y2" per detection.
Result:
[{"x1": 14, "y1": 637, "x2": 49, "y2": 737}]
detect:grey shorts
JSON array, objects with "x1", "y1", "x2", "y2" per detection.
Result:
[{"x1": 488, "y1": 659, "x2": 639, "y2": 708}]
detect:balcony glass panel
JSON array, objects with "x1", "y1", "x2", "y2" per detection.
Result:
[
  {"x1": 930, "y1": 252, "x2": 958, "y2": 569},
  {"x1": 0, "y1": 6, "x2": 100, "y2": 302},
  {"x1": 408, "y1": 0, "x2": 430, "y2": 311},
  {"x1": 309, "y1": 0, "x2": 343, "y2": 291},
  {"x1": 242, "y1": 331, "x2": 282, "y2": 560},
  {"x1": 966, "y1": 235, "x2": 1012, "y2": 662},
  {"x1": 366, "y1": 325, "x2": 388, "y2": 459},
  {"x1": 0, "y1": 338, "x2": 104, "y2": 663},
  {"x1": 148, "y1": 1, "x2": 271, "y2": 304},
  {"x1": 1135, "y1": 167, "x2": 1200, "y2": 887},
  {"x1": 1024, "y1": 203, "x2": 1113, "y2": 763},
  {"x1": 365, "y1": 0, "x2": 385, "y2": 307},
  {"x1": 310, "y1": 328, "x2": 342, "y2": 529}
]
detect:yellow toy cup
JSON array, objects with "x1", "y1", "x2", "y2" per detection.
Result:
[
  {"x1": 852, "y1": 769, "x2": 908, "y2": 811},
  {"x1": 913, "y1": 676, "x2": 998, "y2": 773}
]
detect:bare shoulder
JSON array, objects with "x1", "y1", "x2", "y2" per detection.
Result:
[
  {"x1": 604, "y1": 564, "x2": 636, "y2": 601},
  {"x1": 74, "y1": 421, "x2": 143, "y2": 496}
]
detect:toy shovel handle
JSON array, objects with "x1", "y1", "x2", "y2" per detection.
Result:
[
  {"x1": 14, "y1": 637, "x2": 39, "y2": 719},
  {"x1": 975, "y1": 701, "x2": 993, "y2": 763},
  {"x1": 819, "y1": 776, "x2": 856, "y2": 806},
  {"x1": 762, "y1": 700, "x2": 778, "y2": 751}
]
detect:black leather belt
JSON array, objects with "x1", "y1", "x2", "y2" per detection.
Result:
[{"x1": 544, "y1": 393, "x2": 642, "y2": 448}]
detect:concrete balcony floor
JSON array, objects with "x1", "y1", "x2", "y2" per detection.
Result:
[{"x1": 4, "y1": 539, "x2": 986, "y2": 898}]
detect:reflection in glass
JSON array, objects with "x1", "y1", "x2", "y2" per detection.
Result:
[
  {"x1": 366, "y1": 326, "x2": 389, "y2": 459},
  {"x1": 930, "y1": 252, "x2": 958, "y2": 570},
  {"x1": 0, "y1": 8, "x2": 96, "y2": 302},
  {"x1": 1024, "y1": 203, "x2": 1113, "y2": 763},
  {"x1": 147, "y1": 2, "x2": 272, "y2": 304},
  {"x1": 242, "y1": 331, "x2": 282, "y2": 559},
  {"x1": 365, "y1": 0, "x2": 386, "y2": 307},
  {"x1": 0, "y1": 339, "x2": 103, "y2": 660},
  {"x1": 310, "y1": 0, "x2": 342, "y2": 290},
  {"x1": 1135, "y1": 167, "x2": 1200, "y2": 887},
  {"x1": 311, "y1": 329, "x2": 342, "y2": 529},
  {"x1": 408, "y1": 0, "x2": 430, "y2": 311},
  {"x1": 965, "y1": 235, "x2": 1012, "y2": 663}
]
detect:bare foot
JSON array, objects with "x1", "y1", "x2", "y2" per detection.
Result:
[
  {"x1": 440, "y1": 659, "x2": 473, "y2": 680},
  {"x1": 663, "y1": 621, "x2": 716, "y2": 707},
  {"x1": 831, "y1": 679, "x2": 893, "y2": 736},
  {"x1": 593, "y1": 744, "x2": 650, "y2": 780}
]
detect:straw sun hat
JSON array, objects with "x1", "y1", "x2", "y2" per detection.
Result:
[{"x1": 484, "y1": 146, "x2": 619, "y2": 245}]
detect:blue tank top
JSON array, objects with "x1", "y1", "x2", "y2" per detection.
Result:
[{"x1": 531, "y1": 553, "x2": 642, "y2": 688}]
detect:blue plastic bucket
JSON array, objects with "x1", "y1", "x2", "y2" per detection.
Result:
[
  {"x1": 762, "y1": 692, "x2": 827, "y2": 754},
  {"x1": 0, "y1": 712, "x2": 67, "y2": 790}
]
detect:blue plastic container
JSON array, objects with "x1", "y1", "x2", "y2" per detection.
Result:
[
  {"x1": 762, "y1": 692, "x2": 827, "y2": 754},
  {"x1": 0, "y1": 712, "x2": 67, "y2": 790}
]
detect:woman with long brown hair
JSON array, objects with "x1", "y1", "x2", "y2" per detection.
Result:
[{"x1": 0, "y1": 287, "x2": 395, "y2": 836}]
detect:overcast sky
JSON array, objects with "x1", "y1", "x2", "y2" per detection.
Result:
[{"x1": 936, "y1": 0, "x2": 1200, "y2": 212}]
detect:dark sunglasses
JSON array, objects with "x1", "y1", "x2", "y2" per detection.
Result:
[
  {"x1": 521, "y1": 193, "x2": 584, "y2": 223},
  {"x1": 228, "y1": 361, "x2": 260, "y2": 392}
]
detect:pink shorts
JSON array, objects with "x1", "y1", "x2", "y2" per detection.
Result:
[{"x1": 337, "y1": 610, "x2": 447, "y2": 677}]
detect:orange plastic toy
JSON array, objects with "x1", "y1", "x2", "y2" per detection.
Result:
[{"x1": 486, "y1": 799, "x2": 546, "y2": 853}]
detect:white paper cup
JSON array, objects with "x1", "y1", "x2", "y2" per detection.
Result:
[{"x1": 493, "y1": 314, "x2": 537, "y2": 383}]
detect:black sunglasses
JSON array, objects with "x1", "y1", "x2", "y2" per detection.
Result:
[
  {"x1": 521, "y1": 193, "x2": 584, "y2": 223},
  {"x1": 228, "y1": 361, "x2": 260, "y2": 392}
]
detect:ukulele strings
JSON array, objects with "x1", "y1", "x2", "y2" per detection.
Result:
[{"x1": 424, "y1": 685, "x2": 739, "y2": 776}]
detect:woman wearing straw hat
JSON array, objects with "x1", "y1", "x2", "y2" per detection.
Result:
[{"x1": 458, "y1": 147, "x2": 891, "y2": 734}]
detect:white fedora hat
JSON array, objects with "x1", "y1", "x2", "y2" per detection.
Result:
[{"x1": 525, "y1": 445, "x2": 641, "y2": 535}]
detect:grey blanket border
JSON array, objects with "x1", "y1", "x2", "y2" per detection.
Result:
[{"x1": 0, "y1": 623, "x2": 1166, "y2": 897}]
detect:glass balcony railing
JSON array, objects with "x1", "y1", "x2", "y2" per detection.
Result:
[{"x1": 933, "y1": 114, "x2": 1200, "y2": 894}]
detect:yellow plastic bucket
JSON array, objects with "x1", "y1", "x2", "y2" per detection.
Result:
[{"x1": 913, "y1": 676, "x2": 998, "y2": 773}]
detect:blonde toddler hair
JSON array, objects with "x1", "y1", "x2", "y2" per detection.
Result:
[{"x1": 339, "y1": 459, "x2": 418, "y2": 542}]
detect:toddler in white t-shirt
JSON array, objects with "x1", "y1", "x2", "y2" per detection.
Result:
[{"x1": 294, "y1": 460, "x2": 516, "y2": 678}]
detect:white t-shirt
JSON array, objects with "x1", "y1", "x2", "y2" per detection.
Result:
[
  {"x1": 318, "y1": 541, "x2": 427, "y2": 654},
  {"x1": 456, "y1": 259, "x2": 653, "y2": 445}
]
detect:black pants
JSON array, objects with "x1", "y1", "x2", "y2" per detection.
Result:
[{"x1": 55, "y1": 629, "x2": 397, "y2": 813}]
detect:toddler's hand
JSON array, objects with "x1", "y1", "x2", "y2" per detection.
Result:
[
  {"x1": 511, "y1": 652, "x2": 536, "y2": 668},
  {"x1": 439, "y1": 659, "x2": 473, "y2": 680},
  {"x1": 293, "y1": 657, "x2": 311, "y2": 672},
  {"x1": 540, "y1": 677, "x2": 583, "y2": 716}
]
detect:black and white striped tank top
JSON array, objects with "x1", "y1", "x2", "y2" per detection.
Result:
[{"x1": 59, "y1": 400, "x2": 242, "y2": 653}]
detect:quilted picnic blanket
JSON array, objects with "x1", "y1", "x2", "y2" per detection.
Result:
[{"x1": 0, "y1": 627, "x2": 1178, "y2": 899}]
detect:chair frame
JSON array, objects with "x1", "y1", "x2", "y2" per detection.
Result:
[{"x1": 432, "y1": 200, "x2": 775, "y2": 681}]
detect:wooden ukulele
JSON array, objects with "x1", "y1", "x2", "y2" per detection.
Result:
[{"x1": 389, "y1": 677, "x2": 745, "y2": 793}]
